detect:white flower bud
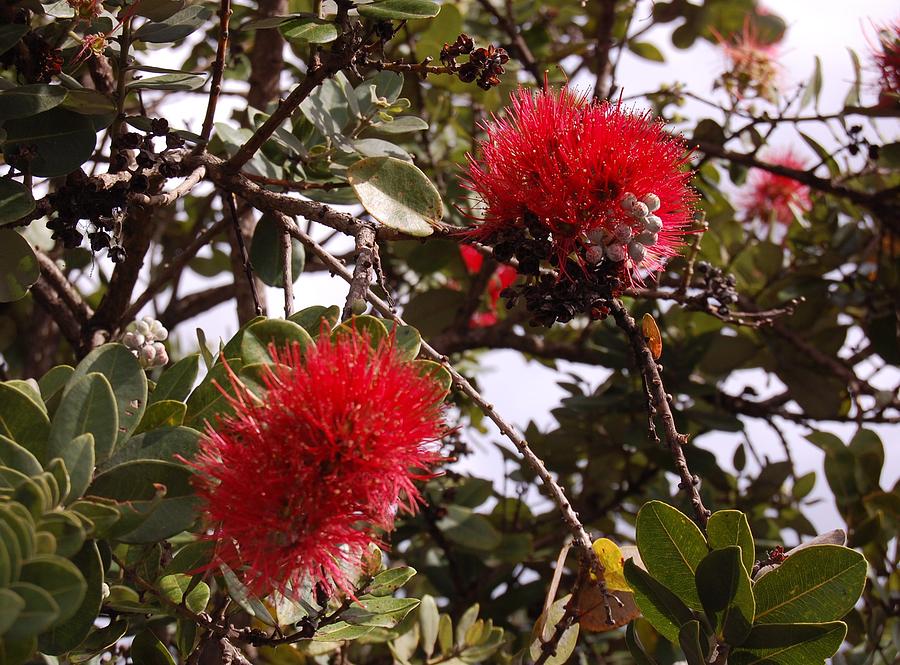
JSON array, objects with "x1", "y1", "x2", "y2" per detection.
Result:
[
  {"x1": 635, "y1": 230, "x2": 658, "y2": 246},
  {"x1": 605, "y1": 243, "x2": 627, "y2": 262},
  {"x1": 630, "y1": 201, "x2": 649, "y2": 219},
  {"x1": 101, "y1": 583, "x2": 110, "y2": 600},
  {"x1": 642, "y1": 193, "x2": 661, "y2": 212},
  {"x1": 154, "y1": 345, "x2": 169, "y2": 367},
  {"x1": 122, "y1": 332, "x2": 144, "y2": 349},
  {"x1": 620, "y1": 192, "x2": 638, "y2": 210},
  {"x1": 150, "y1": 320, "x2": 168, "y2": 341},
  {"x1": 585, "y1": 245, "x2": 605, "y2": 264},
  {"x1": 629, "y1": 242, "x2": 647, "y2": 263},
  {"x1": 135, "y1": 320, "x2": 152, "y2": 337},
  {"x1": 643, "y1": 214, "x2": 663, "y2": 233},
  {"x1": 139, "y1": 344, "x2": 157, "y2": 367},
  {"x1": 613, "y1": 224, "x2": 633, "y2": 243}
]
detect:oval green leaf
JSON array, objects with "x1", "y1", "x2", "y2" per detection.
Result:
[
  {"x1": 0, "y1": 84, "x2": 68, "y2": 121},
  {"x1": 48, "y1": 372, "x2": 116, "y2": 467},
  {"x1": 730, "y1": 621, "x2": 847, "y2": 665},
  {"x1": 0, "y1": 229, "x2": 40, "y2": 303},
  {"x1": 0, "y1": 178, "x2": 36, "y2": 226},
  {"x1": 357, "y1": 0, "x2": 441, "y2": 19},
  {"x1": 348, "y1": 156, "x2": 442, "y2": 237},
  {"x1": 695, "y1": 546, "x2": 754, "y2": 645},
  {"x1": 249, "y1": 213, "x2": 305, "y2": 287},
  {"x1": 707, "y1": 510, "x2": 755, "y2": 575},
  {"x1": 3, "y1": 107, "x2": 97, "y2": 177}
]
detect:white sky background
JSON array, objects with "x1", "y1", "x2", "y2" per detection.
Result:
[{"x1": 151, "y1": 0, "x2": 899, "y2": 537}]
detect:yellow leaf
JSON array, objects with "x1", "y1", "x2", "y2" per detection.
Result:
[
  {"x1": 642, "y1": 313, "x2": 662, "y2": 359},
  {"x1": 590, "y1": 538, "x2": 631, "y2": 592}
]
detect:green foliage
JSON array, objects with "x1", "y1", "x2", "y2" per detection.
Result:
[{"x1": 625, "y1": 503, "x2": 867, "y2": 663}]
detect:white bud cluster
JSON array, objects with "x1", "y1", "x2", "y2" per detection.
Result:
[
  {"x1": 583, "y1": 191, "x2": 665, "y2": 266},
  {"x1": 121, "y1": 316, "x2": 169, "y2": 369}
]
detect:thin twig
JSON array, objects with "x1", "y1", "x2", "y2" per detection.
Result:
[
  {"x1": 610, "y1": 299, "x2": 711, "y2": 528},
  {"x1": 34, "y1": 251, "x2": 93, "y2": 323},
  {"x1": 278, "y1": 217, "x2": 295, "y2": 317},
  {"x1": 223, "y1": 191, "x2": 262, "y2": 316},
  {"x1": 130, "y1": 166, "x2": 206, "y2": 207},
  {"x1": 199, "y1": 0, "x2": 233, "y2": 143}
]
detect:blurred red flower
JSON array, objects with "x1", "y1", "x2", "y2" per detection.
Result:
[
  {"x1": 462, "y1": 85, "x2": 696, "y2": 283},
  {"x1": 459, "y1": 245, "x2": 517, "y2": 327},
  {"x1": 189, "y1": 332, "x2": 446, "y2": 597},
  {"x1": 871, "y1": 19, "x2": 899, "y2": 106},
  {"x1": 714, "y1": 18, "x2": 782, "y2": 102},
  {"x1": 740, "y1": 150, "x2": 812, "y2": 227}
]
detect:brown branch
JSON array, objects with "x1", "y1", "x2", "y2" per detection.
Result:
[
  {"x1": 342, "y1": 223, "x2": 376, "y2": 320},
  {"x1": 246, "y1": 0, "x2": 289, "y2": 109},
  {"x1": 591, "y1": 0, "x2": 617, "y2": 100},
  {"x1": 30, "y1": 280, "x2": 84, "y2": 352},
  {"x1": 277, "y1": 214, "x2": 295, "y2": 317},
  {"x1": 610, "y1": 299, "x2": 710, "y2": 528},
  {"x1": 199, "y1": 0, "x2": 233, "y2": 143},
  {"x1": 34, "y1": 250, "x2": 93, "y2": 323},
  {"x1": 130, "y1": 166, "x2": 206, "y2": 207}
]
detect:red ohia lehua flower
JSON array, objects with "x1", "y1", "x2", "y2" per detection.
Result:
[
  {"x1": 459, "y1": 245, "x2": 518, "y2": 327},
  {"x1": 462, "y1": 85, "x2": 696, "y2": 285},
  {"x1": 713, "y1": 17, "x2": 783, "y2": 103},
  {"x1": 189, "y1": 331, "x2": 446, "y2": 597},
  {"x1": 740, "y1": 150, "x2": 812, "y2": 227},
  {"x1": 870, "y1": 19, "x2": 900, "y2": 107}
]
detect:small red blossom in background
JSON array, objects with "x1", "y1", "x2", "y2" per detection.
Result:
[
  {"x1": 462, "y1": 85, "x2": 696, "y2": 283},
  {"x1": 740, "y1": 150, "x2": 812, "y2": 227},
  {"x1": 713, "y1": 19, "x2": 781, "y2": 102},
  {"x1": 870, "y1": 19, "x2": 899, "y2": 107},
  {"x1": 189, "y1": 332, "x2": 446, "y2": 597},
  {"x1": 459, "y1": 245, "x2": 517, "y2": 327}
]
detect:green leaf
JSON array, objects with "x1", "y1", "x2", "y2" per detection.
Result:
[
  {"x1": 241, "y1": 318, "x2": 313, "y2": 365},
  {"x1": 382, "y1": 322, "x2": 421, "y2": 360},
  {"x1": 60, "y1": 88, "x2": 117, "y2": 118},
  {"x1": 314, "y1": 621, "x2": 375, "y2": 641},
  {"x1": 38, "y1": 365, "x2": 74, "y2": 415},
  {"x1": 126, "y1": 73, "x2": 207, "y2": 91},
  {"x1": 0, "y1": 229, "x2": 40, "y2": 303},
  {"x1": 38, "y1": 541, "x2": 104, "y2": 654},
  {"x1": 342, "y1": 596, "x2": 421, "y2": 628},
  {"x1": 288, "y1": 305, "x2": 340, "y2": 335},
  {"x1": 0, "y1": 24, "x2": 28, "y2": 57},
  {"x1": 628, "y1": 41, "x2": 665, "y2": 62},
  {"x1": 74, "y1": 618, "x2": 128, "y2": 658},
  {"x1": 695, "y1": 546, "x2": 754, "y2": 645},
  {"x1": 184, "y1": 359, "x2": 243, "y2": 427},
  {"x1": 48, "y1": 372, "x2": 117, "y2": 466},
  {"x1": 219, "y1": 563, "x2": 277, "y2": 627},
  {"x1": 367, "y1": 566, "x2": 416, "y2": 597},
  {"x1": 437, "y1": 505, "x2": 501, "y2": 550},
  {"x1": 67, "y1": 344, "x2": 147, "y2": 450},
  {"x1": 5, "y1": 582, "x2": 59, "y2": 639},
  {"x1": 57, "y1": 433, "x2": 95, "y2": 504},
  {"x1": 798, "y1": 132, "x2": 838, "y2": 178},
  {"x1": 0, "y1": 85, "x2": 68, "y2": 121},
  {"x1": 157, "y1": 574, "x2": 211, "y2": 613},
  {"x1": 134, "y1": 399, "x2": 186, "y2": 433},
  {"x1": 69, "y1": 499, "x2": 121, "y2": 539},
  {"x1": 0, "y1": 587, "x2": 25, "y2": 636},
  {"x1": 729, "y1": 621, "x2": 847, "y2": 665},
  {"x1": 2, "y1": 107, "x2": 97, "y2": 177},
  {"x1": 280, "y1": 16, "x2": 338, "y2": 43},
  {"x1": 369, "y1": 116, "x2": 429, "y2": 134},
  {"x1": 0, "y1": 434, "x2": 42, "y2": 476},
  {"x1": 625, "y1": 620, "x2": 659, "y2": 664},
  {"x1": 102, "y1": 426, "x2": 200, "y2": 469},
  {"x1": 0, "y1": 179, "x2": 35, "y2": 226},
  {"x1": 333, "y1": 315, "x2": 389, "y2": 348},
  {"x1": 37, "y1": 511, "x2": 86, "y2": 558},
  {"x1": 419, "y1": 595, "x2": 439, "y2": 658},
  {"x1": 413, "y1": 360, "x2": 451, "y2": 396},
  {"x1": 352, "y1": 138, "x2": 411, "y2": 160},
  {"x1": 753, "y1": 545, "x2": 866, "y2": 624},
  {"x1": 0, "y1": 382, "x2": 50, "y2": 457},
  {"x1": 529, "y1": 595, "x2": 578, "y2": 665},
  {"x1": 19, "y1": 555, "x2": 86, "y2": 623},
  {"x1": 623, "y1": 559, "x2": 694, "y2": 643},
  {"x1": 678, "y1": 620, "x2": 709, "y2": 665},
  {"x1": 133, "y1": 5, "x2": 213, "y2": 42},
  {"x1": 131, "y1": 629, "x2": 176, "y2": 665},
  {"x1": 357, "y1": 0, "x2": 441, "y2": 19},
  {"x1": 249, "y1": 213, "x2": 305, "y2": 287},
  {"x1": 799, "y1": 56, "x2": 822, "y2": 110},
  {"x1": 150, "y1": 354, "x2": 200, "y2": 404},
  {"x1": 635, "y1": 501, "x2": 708, "y2": 610},
  {"x1": 348, "y1": 157, "x2": 442, "y2": 237},
  {"x1": 707, "y1": 510, "x2": 755, "y2": 575}
]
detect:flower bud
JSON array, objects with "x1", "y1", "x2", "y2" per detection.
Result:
[
  {"x1": 643, "y1": 214, "x2": 663, "y2": 233},
  {"x1": 135, "y1": 320, "x2": 152, "y2": 337},
  {"x1": 613, "y1": 224, "x2": 633, "y2": 243},
  {"x1": 605, "y1": 243, "x2": 627, "y2": 262},
  {"x1": 629, "y1": 201, "x2": 649, "y2": 219},
  {"x1": 586, "y1": 229, "x2": 606, "y2": 245},
  {"x1": 585, "y1": 245, "x2": 605, "y2": 264},
  {"x1": 642, "y1": 193, "x2": 661, "y2": 212},
  {"x1": 139, "y1": 344, "x2": 157, "y2": 367},
  {"x1": 629, "y1": 242, "x2": 647, "y2": 263},
  {"x1": 150, "y1": 320, "x2": 168, "y2": 341},
  {"x1": 635, "y1": 230, "x2": 658, "y2": 246}
]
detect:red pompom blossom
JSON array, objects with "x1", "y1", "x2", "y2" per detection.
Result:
[
  {"x1": 740, "y1": 150, "x2": 812, "y2": 227},
  {"x1": 189, "y1": 332, "x2": 447, "y2": 597},
  {"x1": 459, "y1": 245, "x2": 518, "y2": 327},
  {"x1": 871, "y1": 19, "x2": 899, "y2": 106},
  {"x1": 713, "y1": 18, "x2": 782, "y2": 102},
  {"x1": 462, "y1": 86, "x2": 696, "y2": 284}
]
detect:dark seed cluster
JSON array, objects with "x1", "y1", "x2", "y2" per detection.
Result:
[
  {"x1": 846, "y1": 124, "x2": 880, "y2": 161},
  {"x1": 695, "y1": 261, "x2": 739, "y2": 317},
  {"x1": 46, "y1": 119, "x2": 185, "y2": 262},
  {"x1": 478, "y1": 210, "x2": 627, "y2": 327},
  {"x1": 441, "y1": 34, "x2": 509, "y2": 90}
]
